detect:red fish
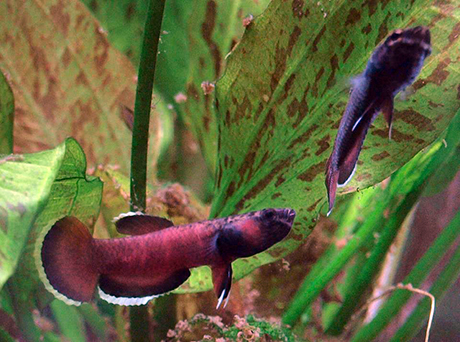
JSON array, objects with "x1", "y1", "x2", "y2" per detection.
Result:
[
  {"x1": 39, "y1": 208, "x2": 295, "y2": 308},
  {"x1": 326, "y1": 26, "x2": 431, "y2": 214}
]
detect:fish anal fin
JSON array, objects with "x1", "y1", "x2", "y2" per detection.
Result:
[
  {"x1": 212, "y1": 263, "x2": 233, "y2": 309},
  {"x1": 98, "y1": 269, "x2": 190, "y2": 305},
  {"x1": 337, "y1": 125, "x2": 367, "y2": 187},
  {"x1": 114, "y1": 212, "x2": 174, "y2": 236},
  {"x1": 381, "y1": 96, "x2": 394, "y2": 140}
]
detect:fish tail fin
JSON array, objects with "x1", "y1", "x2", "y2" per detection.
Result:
[
  {"x1": 212, "y1": 263, "x2": 232, "y2": 309},
  {"x1": 39, "y1": 216, "x2": 98, "y2": 305}
]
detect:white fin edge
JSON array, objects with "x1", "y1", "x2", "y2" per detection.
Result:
[
  {"x1": 337, "y1": 163, "x2": 358, "y2": 188},
  {"x1": 34, "y1": 218, "x2": 82, "y2": 306},
  {"x1": 112, "y1": 211, "x2": 144, "y2": 223},
  {"x1": 216, "y1": 288, "x2": 227, "y2": 310},
  {"x1": 98, "y1": 287, "x2": 160, "y2": 306},
  {"x1": 223, "y1": 289, "x2": 231, "y2": 309}
]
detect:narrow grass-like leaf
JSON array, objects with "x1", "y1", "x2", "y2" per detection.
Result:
[
  {"x1": 0, "y1": 71, "x2": 14, "y2": 154},
  {"x1": 129, "y1": 0, "x2": 166, "y2": 337},
  {"x1": 349, "y1": 111, "x2": 460, "y2": 341},
  {"x1": 351, "y1": 208, "x2": 460, "y2": 342},
  {"x1": 390, "y1": 233, "x2": 460, "y2": 341},
  {"x1": 50, "y1": 300, "x2": 85, "y2": 342},
  {"x1": 78, "y1": 304, "x2": 108, "y2": 341}
]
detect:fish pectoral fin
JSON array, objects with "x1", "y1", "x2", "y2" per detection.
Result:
[
  {"x1": 113, "y1": 212, "x2": 174, "y2": 236},
  {"x1": 212, "y1": 263, "x2": 233, "y2": 309},
  {"x1": 98, "y1": 269, "x2": 190, "y2": 306},
  {"x1": 381, "y1": 96, "x2": 394, "y2": 140}
]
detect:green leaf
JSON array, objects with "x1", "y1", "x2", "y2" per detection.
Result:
[
  {"x1": 172, "y1": 0, "x2": 270, "y2": 170},
  {"x1": 50, "y1": 300, "x2": 85, "y2": 342},
  {"x1": 0, "y1": 142, "x2": 66, "y2": 289},
  {"x1": 83, "y1": 0, "x2": 271, "y2": 170},
  {"x1": 351, "y1": 207, "x2": 460, "y2": 342},
  {"x1": 0, "y1": 71, "x2": 14, "y2": 154},
  {"x1": 78, "y1": 304, "x2": 108, "y2": 341},
  {"x1": 0, "y1": 0, "x2": 166, "y2": 171},
  {"x1": 20, "y1": 139, "x2": 102, "y2": 302},
  {"x1": 210, "y1": 0, "x2": 460, "y2": 283}
]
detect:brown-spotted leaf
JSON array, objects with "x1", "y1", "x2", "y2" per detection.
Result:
[
  {"x1": 0, "y1": 0, "x2": 166, "y2": 171},
  {"x1": 82, "y1": 0, "x2": 271, "y2": 171},
  {"x1": 209, "y1": 0, "x2": 460, "y2": 280}
]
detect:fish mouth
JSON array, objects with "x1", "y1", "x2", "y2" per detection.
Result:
[{"x1": 283, "y1": 208, "x2": 296, "y2": 225}]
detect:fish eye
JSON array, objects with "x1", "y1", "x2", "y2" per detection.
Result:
[
  {"x1": 262, "y1": 209, "x2": 276, "y2": 220},
  {"x1": 389, "y1": 30, "x2": 402, "y2": 40}
]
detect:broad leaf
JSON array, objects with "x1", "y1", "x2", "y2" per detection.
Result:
[
  {"x1": 0, "y1": 0, "x2": 166, "y2": 171},
  {"x1": 0, "y1": 142, "x2": 65, "y2": 289},
  {"x1": 10, "y1": 138, "x2": 102, "y2": 303},
  {"x1": 0, "y1": 138, "x2": 102, "y2": 290},
  {"x1": 210, "y1": 0, "x2": 460, "y2": 282},
  {"x1": 83, "y1": 0, "x2": 271, "y2": 170},
  {"x1": 0, "y1": 71, "x2": 14, "y2": 154}
]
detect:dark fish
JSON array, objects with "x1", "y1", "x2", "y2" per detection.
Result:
[
  {"x1": 38, "y1": 208, "x2": 295, "y2": 308},
  {"x1": 326, "y1": 26, "x2": 431, "y2": 214}
]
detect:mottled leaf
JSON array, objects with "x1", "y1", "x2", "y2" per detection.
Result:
[
  {"x1": 83, "y1": 0, "x2": 271, "y2": 170},
  {"x1": 0, "y1": 0, "x2": 166, "y2": 171},
  {"x1": 210, "y1": 0, "x2": 460, "y2": 281},
  {"x1": 0, "y1": 71, "x2": 14, "y2": 154}
]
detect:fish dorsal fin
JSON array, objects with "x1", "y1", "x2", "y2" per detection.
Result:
[{"x1": 113, "y1": 212, "x2": 174, "y2": 236}]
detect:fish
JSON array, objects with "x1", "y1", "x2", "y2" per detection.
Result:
[
  {"x1": 38, "y1": 208, "x2": 295, "y2": 308},
  {"x1": 325, "y1": 26, "x2": 431, "y2": 215}
]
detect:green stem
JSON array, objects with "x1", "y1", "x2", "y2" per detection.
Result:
[
  {"x1": 325, "y1": 189, "x2": 422, "y2": 335},
  {"x1": 350, "y1": 208, "x2": 460, "y2": 342},
  {"x1": 282, "y1": 188, "x2": 391, "y2": 326},
  {"x1": 6, "y1": 280, "x2": 40, "y2": 342},
  {"x1": 129, "y1": 0, "x2": 166, "y2": 341},
  {"x1": 130, "y1": 0, "x2": 166, "y2": 212},
  {"x1": 390, "y1": 230, "x2": 460, "y2": 341}
]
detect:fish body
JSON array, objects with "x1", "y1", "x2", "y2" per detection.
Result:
[
  {"x1": 39, "y1": 208, "x2": 295, "y2": 307},
  {"x1": 326, "y1": 26, "x2": 431, "y2": 214}
]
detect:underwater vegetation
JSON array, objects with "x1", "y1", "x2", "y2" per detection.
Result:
[{"x1": 0, "y1": 0, "x2": 459, "y2": 341}]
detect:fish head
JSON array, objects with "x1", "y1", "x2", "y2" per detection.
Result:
[
  {"x1": 385, "y1": 26, "x2": 431, "y2": 59},
  {"x1": 367, "y1": 25, "x2": 432, "y2": 95},
  {"x1": 216, "y1": 208, "x2": 296, "y2": 260}
]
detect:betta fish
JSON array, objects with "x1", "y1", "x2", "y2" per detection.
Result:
[
  {"x1": 38, "y1": 208, "x2": 295, "y2": 308},
  {"x1": 325, "y1": 26, "x2": 431, "y2": 215}
]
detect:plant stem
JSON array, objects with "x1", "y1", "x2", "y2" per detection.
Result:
[
  {"x1": 129, "y1": 0, "x2": 166, "y2": 341},
  {"x1": 325, "y1": 188, "x2": 422, "y2": 335},
  {"x1": 282, "y1": 189, "x2": 391, "y2": 326},
  {"x1": 130, "y1": 0, "x2": 166, "y2": 212},
  {"x1": 350, "y1": 208, "x2": 460, "y2": 342}
]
